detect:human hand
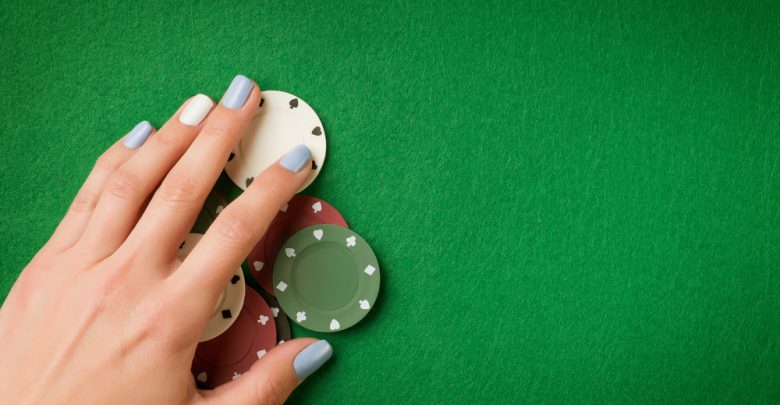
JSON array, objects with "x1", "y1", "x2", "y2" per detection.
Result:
[{"x1": 0, "y1": 75, "x2": 332, "y2": 405}]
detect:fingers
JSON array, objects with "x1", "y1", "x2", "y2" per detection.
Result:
[
  {"x1": 44, "y1": 121, "x2": 154, "y2": 252},
  {"x1": 77, "y1": 94, "x2": 214, "y2": 261},
  {"x1": 169, "y1": 146, "x2": 311, "y2": 319},
  {"x1": 199, "y1": 339, "x2": 332, "y2": 405},
  {"x1": 128, "y1": 75, "x2": 260, "y2": 265}
]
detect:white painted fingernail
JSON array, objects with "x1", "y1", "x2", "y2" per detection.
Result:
[{"x1": 179, "y1": 94, "x2": 214, "y2": 126}]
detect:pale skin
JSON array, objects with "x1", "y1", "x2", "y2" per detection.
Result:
[{"x1": 0, "y1": 79, "x2": 318, "y2": 404}]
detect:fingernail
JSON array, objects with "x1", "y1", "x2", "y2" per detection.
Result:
[
  {"x1": 122, "y1": 121, "x2": 153, "y2": 149},
  {"x1": 294, "y1": 340, "x2": 332, "y2": 380},
  {"x1": 222, "y1": 74, "x2": 252, "y2": 109},
  {"x1": 179, "y1": 94, "x2": 214, "y2": 126},
  {"x1": 279, "y1": 144, "x2": 312, "y2": 172}
]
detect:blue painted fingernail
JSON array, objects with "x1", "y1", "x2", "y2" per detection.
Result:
[
  {"x1": 122, "y1": 121, "x2": 153, "y2": 149},
  {"x1": 280, "y1": 144, "x2": 312, "y2": 172},
  {"x1": 294, "y1": 340, "x2": 332, "y2": 380},
  {"x1": 222, "y1": 74, "x2": 252, "y2": 109}
]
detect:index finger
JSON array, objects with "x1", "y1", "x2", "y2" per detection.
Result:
[{"x1": 169, "y1": 145, "x2": 312, "y2": 321}]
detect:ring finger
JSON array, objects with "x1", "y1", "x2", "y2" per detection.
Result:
[
  {"x1": 77, "y1": 94, "x2": 216, "y2": 261},
  {"x1": 45, "y1": 121, "x2": 155, "y2": 253}
]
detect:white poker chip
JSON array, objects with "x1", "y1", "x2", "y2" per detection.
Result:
[
  {"x1": 225, "y1": 90, "x2": 326, "y2": 192},
  {"x1": 177, "y1": 233, "x2": 246, "y2": 342}
]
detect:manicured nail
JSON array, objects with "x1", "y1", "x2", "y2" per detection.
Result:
[
  {"x1": 294, "y1": 340, "x2": 332, "y2": 380},
  {"x1": 122, "y1": 121, "x2": 153, "y2": 149},
  {"x1": 280, "y1": 144, "x2": 312, "y2": 172},
  {"x1": 222, "y1": 74, "x2": 252, "y2": 109},
  {"x1": 179, "y1": 94, "x2": 214, "y2": 126}
]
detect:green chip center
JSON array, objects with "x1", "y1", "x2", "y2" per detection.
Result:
[{"x1": 292, "y1": 243, "x2": 359, "y2": 311}]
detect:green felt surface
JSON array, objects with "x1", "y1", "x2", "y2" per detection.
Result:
[{"x1": 1, "y1": 1, "x2": 778, "y2": 403}]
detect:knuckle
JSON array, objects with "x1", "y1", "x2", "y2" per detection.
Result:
[
  {"x1": 82, "y1": 265, "x2": 129, "y2": 315},
  {"x1": 255, "y1": 377, "x2": 288, "y2": 405},
  {"x1": 155, "y1": 127, "x2": 188, "y2": 148},
  {"x1": 202, "y1": 119, "x2": 233, "y2": 142},
  {"x1": 94, "y1": 153, "x2": 120, "y2": 172},
  {"x1": 214, "y1": 210, "x2": 257, "y2": 246},
  {"x1": 70, "y1": 188, "x2": 99, "y2": 213},
  {"x1": 249, "y1": 172, "x2": 281, "y2": 191},
  {"x1": 106, "y1": 170, "x2": 141, "y2": 200},
  {"x1": 159, "y1": 172, "x2": 202, "y2": 204},
  {"x1": 153, "y1": 298, "x2": 195, "y2": 349}
]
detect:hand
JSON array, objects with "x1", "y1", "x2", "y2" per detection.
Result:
[{"x1": 0, "y1": 75, "x2": 332, "y2": 405}]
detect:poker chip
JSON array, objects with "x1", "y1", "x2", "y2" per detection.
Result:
[
  {"x1": 248, "y1": 195, "x2": 348, "y2": 296},
  {"x1": 225, "y1": 90, "x2": 326, "y2": 193},
  {"x1": 178, "y1": 233, "x2": 245, "y2": 342},
  {"x1": 274, "y1": 225, "x2": 380, "y2": 333},
  {"x1": 256, "y1": 287, "x2": 292, "y2": 344},
  {"x1": 192, "y1": 287, "x2": 277, "y2": 389}
]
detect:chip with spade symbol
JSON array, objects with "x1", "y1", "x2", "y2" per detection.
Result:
[
  {"x1": 246, "y1": 195, "x2": 348, "y2": 297},
  {"x1": 224, "y1": 90, "x2": 326, "y2": 194}
]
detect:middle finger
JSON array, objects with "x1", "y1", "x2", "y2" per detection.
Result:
[{"x1": 126, "y1": 75, "x2": 260, "y2": 266}]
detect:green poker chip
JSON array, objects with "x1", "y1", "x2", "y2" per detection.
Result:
[{"x1": 273, "y1": 224, "x2": 380, "y2": 333}]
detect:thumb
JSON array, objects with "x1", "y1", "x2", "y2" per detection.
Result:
[{"x1": 200, "y1": 339, "x2": 333, "y2": 405}]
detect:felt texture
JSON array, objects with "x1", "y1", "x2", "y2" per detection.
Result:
[{"x1": 1, "y1": 1, "x2": 778, "y2": 403}]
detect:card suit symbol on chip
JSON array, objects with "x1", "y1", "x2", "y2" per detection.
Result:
[
  {"x1": 257, "y1": 350, "x2": 266, "y2": 359},
  {"x1": 364, "y1": 265, "x2": 376, "y2": 275},
  {"x1": 296, "y1": 311, "x2": 307, "y2": 322},
  {"x1": 215, "y1": 205, "x2": 224, "y2": 214},
  {"x1": 259, "y1": 98, "x2": 265, "y2": 107},
  {"x1": 228, "y1": 152, "x2": 235, "y2": 162},
  {"x1": 329, "y1": 319, "x2": 341, "y2": 330},
  {"x1": 346, "y1": 236, "x2": 357, "y2": 247},
  {"x1": 258, "y1": 315, "x2": 269, "y2": 325},
  {"x1": 311, "y1": 126, "x2": 322, "y2": 136},
  {"x1": 312, "y1": 201, "x2": 323, "y2": 213},
  {"x1": 271, "y1": 307, "x2": 280, "y2": 317},
  {"x1": 285, "y1": 248, "x2": 296, "y2": 257},
  {"x1": 197, "y1": 372, "x2": 208, "y2": 383},
  {"x1": 245, "y1": 177, "x2": 254, "y2": 187},
  {"x1": 276, "y1": 281, "x2": 288, "y2": 292},
  {"x1": 232, "y1": 372, "x2": 241, "y2": 380},
  {"x1": 311, "y1": 160, "x2": 318, "y2": 170},
  {"x1": 253, "y1": 261, "x2": 264, "y2": 271},
  {"x1": 230, "y1": 275, "x2": 240, "y2": 284},
  {"x1": 313, "y1": 229, "x2": 324, "y2": 240},
  {"x1": 289, "y1": 99, "x2": 299, "y2": 109},
  {"x1": 359, "y1": 300, "x2": 371, "y2": 310},
  {"x1": 179, "y1": 241, "x2": 185, "y2": 249}
]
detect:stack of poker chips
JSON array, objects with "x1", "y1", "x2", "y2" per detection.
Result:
[{"x1": 186, "y1": 90, "x2": 380, "y2": 389}]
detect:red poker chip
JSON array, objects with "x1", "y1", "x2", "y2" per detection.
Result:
[
  {"x1": 192, "y1": 287, "x2": 277, "y2": 389},
  {"x1": 247, "y1": 195, "x2": 348, "y2": 296},
  {"x1": 257, "y1": 287, "x2": 292, "y2": 344}
]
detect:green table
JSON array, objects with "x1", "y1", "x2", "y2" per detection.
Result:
[{"x1": 1, "y1": 1, "x2": 778, "y2": 403}]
